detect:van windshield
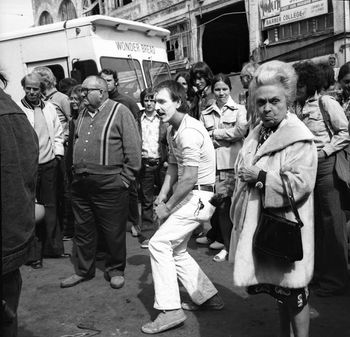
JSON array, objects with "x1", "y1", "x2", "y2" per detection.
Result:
[
  {"x1": 143, "y1": 60, "x2": 171, "y2": 88},
  {"x1": 100, "y1": 57, "x2": 145, "y2": 102}
]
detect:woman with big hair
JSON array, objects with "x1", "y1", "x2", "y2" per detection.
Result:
[
  {"x1": 293, "y1": 60, "x2": 350, "y2": 297},
  {"x1": 229, "y1": 60, "x2": 317, "y2": 337},
  {"x1": 175, "y1": 71, "x2": 196, "y2": 107},
  {"x1": 337, "y1": 61, "x2": 350, "y2": 120},
  {"x1": 189, "y1": 61, "x2": 216, "y2": 120}
]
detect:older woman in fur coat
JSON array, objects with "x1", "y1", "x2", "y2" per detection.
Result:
[{"x1": 229, "y1": 61, "x2": 318, "y2": 337}]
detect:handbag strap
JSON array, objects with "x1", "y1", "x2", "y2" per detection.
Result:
[{"x1": 280, "y1": 173, "x2": 304, "y2": 228}]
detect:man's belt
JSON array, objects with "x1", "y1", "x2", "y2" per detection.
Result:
[
  {"x1": 193, "y1": 184, "x2": 214, "y2": 192},
  {"x1": 142, "y1": 158, "x2": 160, "y2": 167}
]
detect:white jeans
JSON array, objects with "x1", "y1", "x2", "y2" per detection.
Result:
[{"x1": 149, "y1": 190, "x2": 218, "y2": 310}]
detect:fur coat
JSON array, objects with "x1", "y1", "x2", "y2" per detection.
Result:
[{"x1": 229, "y1": 113, "x2": 317, "y2": 289}]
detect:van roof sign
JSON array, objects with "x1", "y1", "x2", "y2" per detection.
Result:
[{"x1": 0, "y1": 15, "x2": 170, "y2": 42}]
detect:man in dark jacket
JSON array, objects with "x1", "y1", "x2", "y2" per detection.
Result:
[{"x1": 1, "y1": 73, "x2": 39, "y2": 337}]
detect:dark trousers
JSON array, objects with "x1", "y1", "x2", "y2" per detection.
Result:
[
  {"x1": 207, "y1": 196, "x2": 233, "y2": 250},
  {"x1": 314, "y1": 155, "x2": 349, "y2": 292},
  {"x1": 28, "y1": 159, "x2": 64, "y2": 261},
  {"x1": 128, "y1": 180, "x2": 140, "y2": 226},
  {"x1": 1, "y1": 269, "x2": 22, "y2": 337},
  {"x1": 139, "y1": 163, "x2": 164, "y2": 231},
  {"x1": 71, "y1": 173, "x2": 129, "y2": 278}
]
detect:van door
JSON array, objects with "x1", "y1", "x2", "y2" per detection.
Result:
[{"x1": 26, "y1": 58, "x2": 69, "y2": 86}]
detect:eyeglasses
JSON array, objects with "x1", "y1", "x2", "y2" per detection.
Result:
[
  {"x1": 81, "y1": 88, "x2": 102, "y2": 95},
  {"x1": 144, "y1": 99, "x2": 155, "y2": 102}
]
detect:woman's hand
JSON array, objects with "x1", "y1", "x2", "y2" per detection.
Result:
[{"x1": 238, "y1": 166, "x2": 260, "y2": 183}]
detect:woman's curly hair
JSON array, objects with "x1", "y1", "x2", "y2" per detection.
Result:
[{"x1": 293, "y1": 60, "x2": 323, "y2": 98}]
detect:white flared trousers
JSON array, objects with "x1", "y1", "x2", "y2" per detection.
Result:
[{"x1": 148, "y1": 190, "x2": 218, "y2": 310}]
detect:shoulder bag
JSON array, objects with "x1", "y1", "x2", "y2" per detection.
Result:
[{"x1": 253, "y1": 173, "x2": 304, "y2": 263}]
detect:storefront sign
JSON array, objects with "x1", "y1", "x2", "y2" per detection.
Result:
[
  {"x1": 259, "y1": 0, "x2": 281, "y2": 18},
  {"x1": 260, "y1": 0, "x2": 328, "y2": 29},
  {"x1": 280, "y1": 0, "x2": 328, "y2": 25}
]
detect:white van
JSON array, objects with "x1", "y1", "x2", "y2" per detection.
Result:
[{"x1": 0, "y1": 15, "x2": 171, "y2": 102}]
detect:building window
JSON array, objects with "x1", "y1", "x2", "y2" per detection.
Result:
[
  {"x1": 59, "y1": 0, "x2": 77, "y2": 21},
  {"x1": 112, "y1": 0, "x2": 132, "y2": 8},
  {"x1": 166, "y1": 22, "x2": 190, "y2": 62},
  {"x1": 38, "y1": 11, "x2": 53, "y2": 25}
]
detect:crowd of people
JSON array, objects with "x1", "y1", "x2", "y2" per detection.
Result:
[{"x1": 1, "y1": 56, "x2": 350, "y2": 337}]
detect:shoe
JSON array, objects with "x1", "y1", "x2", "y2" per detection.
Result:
[
  {"x1": 213, "y1": 249, "x2": 228, "y2": 262},
  {"x1": 141, "y1": 309, "x2": 186, "y2": 334},
  {"x1": 195, "y1": 236, "x2": 212, "y2": 245},
  {"x1": 140, "y1": 239, "x2": 149, "y2": 249},
  {"x1": 110, "y1": 275, "x2": 125, "y2": 289},
  {"x1": 131, "y1": 225, "x2": 140, "y2": 237},
  {"x1": 181, "y1": 294, "x2": 224, "y2": 311},
  {"x1": 63, "y1": 235, "x2": 73, "y2": 241},
  {"x1": 209, "y1": 241, "x2": 225, "y2": 250},
  {"x1": 60, "y1": 274, "x2": 92, "y2": 288},
  {"x1": 29, "y1": 259, "x2": 43, "y2": 269}
]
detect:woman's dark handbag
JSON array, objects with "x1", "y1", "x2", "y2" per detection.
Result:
[{"x1": 253, "y1": 173, "x2": 304, "y2": 263}]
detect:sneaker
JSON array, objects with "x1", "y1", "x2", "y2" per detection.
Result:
[
  {"x1": 141, "y1": 309, "x2": 186, "y2": 334},
  {"x1": 181, "y1": 294, "x2": 224, "y2": 311},
  {"x1": 195, "y1": 236, "x2": 212, "y2": 245},
  {"x1": 209, "y1": 241, "x2": 224, "y2": 250},
  {"x1": 213, "y1": 249, "x2": 228, "y2": 262},
  {"x1": 140, "y1": 239, "x2": 149, "y2": 249}
]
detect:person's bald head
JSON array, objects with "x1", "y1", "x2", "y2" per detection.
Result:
[{"x1": 81, "y1": 75, "x2": 109, "y2": 112}]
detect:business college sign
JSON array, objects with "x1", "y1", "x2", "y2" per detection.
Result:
[{"x1": 259, "y1": 0, "x2": 328, "y2": 29}]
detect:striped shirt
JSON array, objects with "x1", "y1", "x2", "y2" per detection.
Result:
[{"x1": 73, "y1": 99, "x2": 141, "y2": 184}]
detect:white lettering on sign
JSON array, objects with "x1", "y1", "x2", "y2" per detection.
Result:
[{"x1": 115, "y1": 41, "x2": 155, "y2": 54}]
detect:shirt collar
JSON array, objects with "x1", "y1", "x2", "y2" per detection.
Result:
[
  {"x1": 202, "y1": 96, "x2": 238, "y2": 115},
  {"x1": 141, "y1": 111, "x2": 159, "y2": 121}
]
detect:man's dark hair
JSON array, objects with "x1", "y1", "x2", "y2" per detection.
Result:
[
  {"x1": 154, "y1": 80, "x2": 189, "y2": 114},
  {"x1": 58, "y1": 77, "x2": 78, "y2": 95},
  {"x1": 99, "y1": 68, "x2": 118, "y2": 82},
  {"x1": 338, "y1": 61, "x2": 350, "y2": 82},
  {"x1": 0, "y1": 71, "x2": 8, "y2": 88},
  {"x1": 140, "y1": 87, "x2": 155, "y2": 107},
  {"x1": 293, "y1": 61, "x2": 323, "y2": 98},
  {"x1": 189, "y1": 61, "x2": 214, "y2": 87}
]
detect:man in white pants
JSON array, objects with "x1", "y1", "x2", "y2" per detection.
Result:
[{"x1": 141, "y1": 80, "x2": 224, "y2": 334}]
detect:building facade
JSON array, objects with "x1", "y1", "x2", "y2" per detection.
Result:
[{"x1": 31, "y1": 0, "x2": 349, "y2": 72}]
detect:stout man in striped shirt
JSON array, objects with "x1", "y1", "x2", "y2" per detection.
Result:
[{"x1": 61, "y1": 75, "x2": 141, "y2": 290}]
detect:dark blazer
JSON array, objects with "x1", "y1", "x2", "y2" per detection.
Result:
[{"x1": 1, "y1": 89, "x2": 38, "y2": 275}]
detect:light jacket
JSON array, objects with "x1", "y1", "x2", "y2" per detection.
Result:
[
  {"x1": 201, "y1": 96, "x2": 248, "y2": 171},
  {"x1": 18, "y1": 98, "x2": 64, "y2": 156},
  {"x1": 229, "y1": 113, "x2": 317, "y2": 289}
]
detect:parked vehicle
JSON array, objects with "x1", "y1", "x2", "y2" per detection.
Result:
[{"x1": 0, "y1": 15, "x2": 171, "y2": 102}]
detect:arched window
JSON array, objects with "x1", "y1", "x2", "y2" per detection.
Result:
[
  {"x1": 38, "y1": 11, "x2": 53, "y2": 26},
  {"x1": 59, "y1": 0, "x2": 77, "y2": 21}
]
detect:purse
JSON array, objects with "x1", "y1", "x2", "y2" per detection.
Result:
[{"x1": 253, "y1": 173, "x2": 304, "y2": 263}]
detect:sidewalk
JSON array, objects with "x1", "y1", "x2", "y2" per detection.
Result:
[{"x1": 18, "y1": 233, "x2": 350, "y2": 337}]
